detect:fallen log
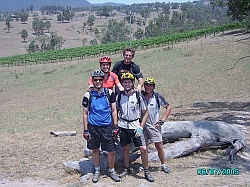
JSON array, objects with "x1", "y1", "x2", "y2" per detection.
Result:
[
  {"x1": 63, "y1": 121, "x2": 247, "y2": 175},
  {"x1": 148, "y1": 121, "x2": 246, "y2": 163},
  {"x1": 50, "y1": 131, "x2": 77, "y2": 137}
]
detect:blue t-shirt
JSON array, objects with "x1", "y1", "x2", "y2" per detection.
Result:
[{"x1": 82, "y1": 88, "x2": 115, "y2": 126}]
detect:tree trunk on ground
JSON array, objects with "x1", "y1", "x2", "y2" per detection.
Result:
[{"x1": 63, "y1": 121, "x2": 247, "y2": 175}]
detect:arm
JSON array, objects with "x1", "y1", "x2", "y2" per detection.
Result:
[
  {"x1": 111, "y1": 102, "x2": 118, "y2": 127},
  {"x1": 116, "y1": 83, "x2": 124, "y2": 91},
  {"x1": 136, "y1": 77, "x2": 144, "y2": 92},
  {"x1": 88, "y1": 76, "x2": 94, "y2": 90},
  {"x1": 83, "y1": 107, "x2": 89, "y2": 131},
  {"x1": 140, "y1": 109, "x2": 149, "y2": 128},
  {"x1": 161, "y1": 105, "x2": 172, "y2": 122}
]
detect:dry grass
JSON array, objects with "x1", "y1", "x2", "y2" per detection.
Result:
[{"x1": 0, "y1": 11, "x2": 250, "y2": 187}]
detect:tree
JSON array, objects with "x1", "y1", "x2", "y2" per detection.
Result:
[
  {"x1": 57, "y1": 13, "x2": 63, "y2": 22},
  {"x1": 133, "y1": 27, "x2": 144, "y2": 40},
  {"x1": 19, "y1": 12, "x2": 29, "y2": 23},
  {"x1": 62, "y1": 8, "x2": 71, "y2": 22},
  {"x1": 21, "y1": 29, "x2": 28, "y2": 42},
  {"x1": 44, "y1": 21, "x2": 51, "y2": 33},
  {"x1": 27, "y1": 40, "x2": 39, "y2": 53},
  {"x1": 140, "y1": 7, "x2": 151, "y2": 22},
  {"x1": 5, "y1": 20, "x2": 11, "y2": 33},
  {"x1": 87, "y1": 15, "x2": 95, "y2": 29},
  {"x1": 27, "y1": 31, "x2": 64, "y2": 52},
  {"x1": 211, "y1": 0, "x2": 250, "y2": 22},
  {"x1": 101, "y1": 19, "x2": 130, "y2": 44}
]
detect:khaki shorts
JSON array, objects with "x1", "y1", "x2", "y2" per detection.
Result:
[{"x1": 143, "y1": 123, "x2": 162, "y2": 142}]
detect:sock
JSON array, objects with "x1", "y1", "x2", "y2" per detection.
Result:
[
  {"x1": 144, "y1": 169, "x2": 149, "y2": 173},
  {"x1": 95, "y1": 166, "x2": 100, "y2": 171},
  {"x1": 162, "y1": 164, "x2": 166, "y2": 167},
  {"x1": 109, "y1": 168, "x2": 114, "y2": 173}
]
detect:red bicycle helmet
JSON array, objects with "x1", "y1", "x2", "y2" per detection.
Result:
[{"x1": 99, "y1": 56, "x2": 112, "y2": 64}]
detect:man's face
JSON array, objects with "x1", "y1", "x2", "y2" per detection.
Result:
[
  {"x1": 123, "y1": 51, "x2": 133, "y2": 64},
  {"x1": 92, "y1": 76, "x2": 103, "y2": 89},
  {"x1": 100, "y1": 63, "x2": 110, "y2": 73},
  {"x1": 144, "y1": 83, "x2": 155, "y2": 94},
  {"x1": 122, "y1": 79, "x2": 133, "y2": 91}
]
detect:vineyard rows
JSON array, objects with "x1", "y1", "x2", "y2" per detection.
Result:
[{"x1": 0, "y1": 22, "x2": 243, "y2": 66}]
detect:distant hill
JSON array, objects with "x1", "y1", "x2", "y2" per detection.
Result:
[{"x1": 0, "y1": 0, "x2": 125, "y2": 12}]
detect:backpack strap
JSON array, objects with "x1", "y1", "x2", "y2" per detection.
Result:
[
  {"x1": 117, "y1": 91, "x2": 140, "y2": 110},
  {"x1": 87, "y1": 88, "x2": 112, "y2": 111},
  {"x1": 155, "y1": 92, "x2": 160, "y2": 110}
]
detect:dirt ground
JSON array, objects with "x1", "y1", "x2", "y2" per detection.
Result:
[{"x1": 1, "y1": 102, "x2": 249, "y2": 187}]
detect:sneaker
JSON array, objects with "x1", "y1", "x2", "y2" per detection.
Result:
[
  {"x1": 109, "y1": 171, "x2": 121, "y2": 182},
  {"x1": 92, "y1": 170, "x2": 100, "y2": 183},
  {"x1": 119, "y1": 168, "x2": 131, "y2": 178},
  {"x1": 162, "y1": 165, "x2": 171, "y2": 173},
  {"x1": 145, "y1": 171, "x2": 155, "y2": 182}
]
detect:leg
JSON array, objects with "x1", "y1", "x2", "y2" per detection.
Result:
[
  {"x1": 107, "y1": 151, "x2": 115, "y2": 169},
  {"x1": 155, "y1": 142, "x2": 171, "y2": 173},
  {"x1": 92, "y1": 148, "x2": 100, "y2": 167},
  {"x1": 123, "y1": 144, "x2": 130, "y2": 168},
  {"x1": 92, "y1": 149, "x2": 101, "y2": 183},
  {"x1": 119, "y1": 144, "x2": 131, "y2": 178},
  {"x1": 139, "y1": 145, "x2": 148, "y2": 170},
  {"x1": 108, "y1": 151, "x2": 120, "y2": 182},
  {"x1": 139, "y1": 145, "x2": 154, "y2": 182},
  {"x1": 155, "y1": 142, "x2": 165, "y2": 164}
]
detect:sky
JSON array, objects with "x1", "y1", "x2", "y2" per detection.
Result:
[{"x1": 88, "y1": 0, "x2": 189, "y2": 5}]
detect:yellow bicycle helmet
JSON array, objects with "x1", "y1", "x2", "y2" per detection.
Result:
[
  {"x1": 121, "y1": 72, "x2": 135, "y2": 81},
  {"x1": 144, "y1": 77, "x2": 156, "y2": 85}
]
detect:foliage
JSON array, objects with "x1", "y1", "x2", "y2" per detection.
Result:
[
  {"x1": 211, "y1": 0, "x2": 250, "y2": 29},
  {"x1": 5, "y1": 18, "x2": 11, "y2": 33},
  {"x1": 44, "y1": 21, "x2": 51, "y2": 33},
  {"x1": 87, "y1": 15, "x2": 95, "y2": 29},
  {"x1": 21, "y1": 29, "x2": 28, "y2": 41},
  {"x1": 0, "y1": 22, "x2": 244, "y2": 66},
  {"x1": 101, "y1": 19, "x2": 130, "y2": 44},
  {"x1": 140, "y1": 7, "x2": 151, "y2": 21},
  {"x1": 19, "y1": 12, "x2": 29, "y2": 23},
  {"x1": 27, "y1": 31, "x2": 64, "y2": 53}
]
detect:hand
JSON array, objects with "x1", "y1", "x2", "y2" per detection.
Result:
[
  {"x1": 134, "y1": 126, "x2": 143, "y2": 137},
  {"x1": 112, "y1": 126, "x2": 120, "y2": 138},
  {"x1": 87, "y1": 86, "x2": 94, "y2": 92},
  {"x1": 83, "y1": 130, "x2": 91, "y2": 141},
  {"x1": 155, "y1": 120, "x2": 164, "y2": 128}
]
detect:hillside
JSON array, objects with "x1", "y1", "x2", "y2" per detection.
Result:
[{"x1": 0, "y1": 0, "x2": 125, "y2": 12}]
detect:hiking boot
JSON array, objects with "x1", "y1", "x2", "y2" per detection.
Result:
[
  {"x1": 119, "y1": 168, "x2": 131, "y2": 178},
  {"x1": 92, "y1": 170, "x2": 100, "y2": 183},
  {"x1": 162, "y1": 165, "x2": 171, "y2": 173},
  {"x1": 109, "y1": 171, "x2": 121, "y2": 182},
  {"x1": 145, "y1": 171, "x2": 155, "y2": 182}
]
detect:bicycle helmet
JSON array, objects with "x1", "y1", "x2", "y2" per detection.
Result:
[
  {"x1": 99, "y1": 56, "x2": 112, "y2": 64},
  {"x1": 144, "y1": 77, "x2": 156, "y2": 85},
  {"x1": 91, "y1": 70, "x2": 105, "y2": 77},
  {"x1": 121, "y1": 72, "x2": 135, "y2": 81}
]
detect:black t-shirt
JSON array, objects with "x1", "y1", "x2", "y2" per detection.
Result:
[{"x1": 111, "y1": 60, "x2": 143, "y2": 81}]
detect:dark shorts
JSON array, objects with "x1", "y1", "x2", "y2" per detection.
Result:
[
  {"x1": 87, "y1": 124, "x2": 115, "y2": 152},
  {"x1": 119, "y1": 128, "x2": 146, "y2": 147}
]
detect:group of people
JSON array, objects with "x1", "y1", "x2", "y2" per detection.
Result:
[{"x1": 82, "y1": 47, "x2": 172, "y2": 183}]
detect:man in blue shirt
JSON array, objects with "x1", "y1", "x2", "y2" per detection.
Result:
[{"x1": 82, "y1": 70, "x2": 120, "y2": 183}]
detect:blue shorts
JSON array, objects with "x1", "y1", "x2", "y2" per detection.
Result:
[
  {"x1": 87, "y1": 124, "x2": 115, "y2": 152},
  {"x1": 119, "y1": 128, "x2": 146, "y2": 147}
]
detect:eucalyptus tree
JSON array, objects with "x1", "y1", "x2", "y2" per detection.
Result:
[
  {"x1": 101, "y1": 19, "x2": 130, "y2": 44},
  {"x1": 21, "y1": 29, "x2": 28, "y2": 42},
  {"x1": 140, "y1": 7, "x2": 151, "y2": 22}
]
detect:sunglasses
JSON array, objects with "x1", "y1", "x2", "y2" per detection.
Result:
[{"x1": 93, "y1": 78, "x2": 103, "y2": 82}]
